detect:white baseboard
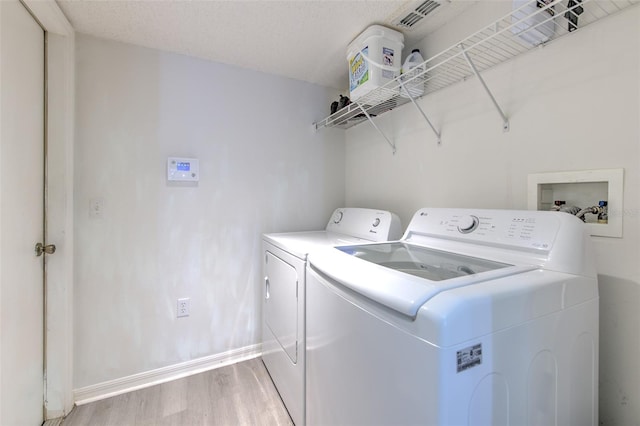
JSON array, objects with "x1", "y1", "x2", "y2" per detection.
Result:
[{"x1": 73, "y1": 344, "x2": 262, "y2": 405}]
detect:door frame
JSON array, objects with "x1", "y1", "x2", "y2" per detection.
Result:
[{"x1": 21, "y1": 0, "x2": 75, "y2": 419}]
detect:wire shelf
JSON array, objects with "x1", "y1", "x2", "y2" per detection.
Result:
[{"x1": 314, "y1": 0, "x2": 638, "y2": 131}]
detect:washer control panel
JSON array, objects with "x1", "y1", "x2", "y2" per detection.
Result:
[{"x1": 407, "y1": 208, "x2": 565, "y2": 251}]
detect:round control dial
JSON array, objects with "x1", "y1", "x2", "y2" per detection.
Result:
[
  {"x1": 372, "y1": 218, "x2": 381, "y2": 227},
  {"x1": 333, "y1": 211, "x2": 344, "y2": 224},
  {"x1": 457, "y1": 215, "x2": 479, "y2": 233}
]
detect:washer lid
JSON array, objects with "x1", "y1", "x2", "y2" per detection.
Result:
[
  {"x1": 339, "y1": 242, "x2": 512, "y2": 281},
  {"x1": 309, "y1": 242, "x2": 537, "y2": 318}
]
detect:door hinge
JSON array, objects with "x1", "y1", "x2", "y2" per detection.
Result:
[
  {"x1": 43, "y1": 370, "x2": 47, "y2": 405},
  {"x1": 35, "y1": 242, "x2": 56, "y2": 257}
]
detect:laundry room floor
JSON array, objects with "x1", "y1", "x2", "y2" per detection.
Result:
[{"x1": 61, "y1": 358, "x2": 293, "y2": 426}]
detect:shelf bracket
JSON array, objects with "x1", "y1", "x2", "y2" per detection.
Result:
[
  {"x1": 356, "y1": 102, "x2": 397, "y2": 154},
  {"x1": 398, "y1": 81, "x2": 442, "y2": 145},
  {"x1": 459, "y1": 43, "x2": 510, "y2": 132}
]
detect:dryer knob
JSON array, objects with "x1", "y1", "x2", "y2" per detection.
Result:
[
  {"x1": 457, "y1": 215, "x2": 479, "y2": 233},
  {"x1": 372, "y1": 218, "x2": 381, "y2": 227},
  {"x1": 333, "y1": 211, "x2": 344, "y2": 224}
]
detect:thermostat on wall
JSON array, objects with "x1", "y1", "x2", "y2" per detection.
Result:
[{"x1": 167, "y1": 157, "x2": 199, "y2": 182}]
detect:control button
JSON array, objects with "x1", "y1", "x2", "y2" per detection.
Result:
[
  {"x1": 457, "y1": 215, "x2": 479, "y2": 234},
  {"x1": 333, "y1": 211, "x2": 343, "y2": 224},
  {"x1": 372, "y1": 218, "x2": 381, "y2": 227}
]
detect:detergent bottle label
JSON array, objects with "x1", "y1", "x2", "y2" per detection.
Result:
[
  {"x1": 381, "y1": 47, "x2": 395, "y2": 79},
  {"x1": 349, "y1": 46, "x2": 369, "y2": 92}
]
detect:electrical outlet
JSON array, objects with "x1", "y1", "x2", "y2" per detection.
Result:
[{"x1": 177, "y1": 298, "x2": 190, "y2": 318}]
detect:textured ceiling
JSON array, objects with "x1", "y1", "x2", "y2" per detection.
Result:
[{"x1": 56, "y1": 0, "x2": 476, "y2": 90}]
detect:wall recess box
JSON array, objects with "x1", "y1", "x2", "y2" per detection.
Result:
[{"x1": 528, "y1": 168, "x2": 624, "y2": 238}]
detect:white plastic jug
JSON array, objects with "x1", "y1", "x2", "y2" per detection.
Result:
[{"x1": 399, "y1": 49, "x2": 425, "y2": 99}]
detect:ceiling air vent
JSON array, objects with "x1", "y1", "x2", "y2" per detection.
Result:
[{"x1": 392, "y1": 0, "x2": 447, "y2": 30}]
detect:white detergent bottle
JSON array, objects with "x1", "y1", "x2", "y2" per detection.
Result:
[{"x1": 400, "y1": 49, "x2": 425, "y2": 99}]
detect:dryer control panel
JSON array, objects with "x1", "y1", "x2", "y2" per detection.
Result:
[{"x1": 326, "y1": 208, "x2": 402, "y2": 242}]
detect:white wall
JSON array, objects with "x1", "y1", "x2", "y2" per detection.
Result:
[
  {"x1": 345, "y1": 5, "x2": 640, "y2": 426},
  {"x1": 74, "y1": 34, "x2": 344, "y2": 390}
]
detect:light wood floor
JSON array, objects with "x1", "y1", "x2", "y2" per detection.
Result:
[{"x1": 61, "y1": 358, "x2": 293, "y2": 426}]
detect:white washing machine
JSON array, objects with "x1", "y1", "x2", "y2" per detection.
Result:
[
  {"x1": 262, "y1": 208, "x2": 402, "y2": 426},
  {"x1": 306, "y1": 208, "x2": 599, "y2": 426}
]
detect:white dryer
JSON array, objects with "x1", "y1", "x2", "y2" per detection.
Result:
[
  {"x1": 306, "y1": 208, "x2": 599, "y2": 426},
  {"x1": 262, "y1": 208, "x2": 401, "y2": 426}
]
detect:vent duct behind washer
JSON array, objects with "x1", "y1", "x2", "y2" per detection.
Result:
[{"x1": 392, "y1": 0, "x2": 446, "y2": 30}]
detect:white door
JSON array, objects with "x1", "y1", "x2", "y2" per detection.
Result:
[{"x1": 0, "y1": 0, "x2": 45, "y2": 424}]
